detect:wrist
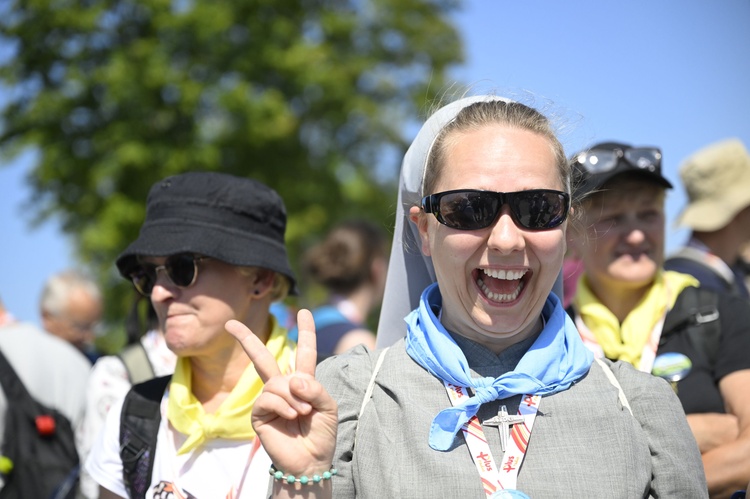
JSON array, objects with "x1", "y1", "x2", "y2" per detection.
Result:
[
  {"x1": 272, "y1": 480, "x2": 332, "y2": 499},
  {"x1": 270, "y1": 464, "x2": 336, "y2": 498},
  {"x1": 270, "y1": 463, "x2": 338, "y2": 486}
]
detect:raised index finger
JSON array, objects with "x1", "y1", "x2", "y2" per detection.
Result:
[
  {"x1": 225, "y1": 319, "x2": 281, "y2": 382},
  {"x1": 295, "y1": 309, "x2": 318, "y2": 376}
]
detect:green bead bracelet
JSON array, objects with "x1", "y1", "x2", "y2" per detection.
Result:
[{"x1": 269, "y1": 464, "x2": 338, "y2": 485}]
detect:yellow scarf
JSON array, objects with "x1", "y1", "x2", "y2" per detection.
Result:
[
  {"x1": 167, "y1": 317, "x2": 295, "y2": 455},
  {"x1": 573, "y1": 270, "x2": 698, "y2": 367}
]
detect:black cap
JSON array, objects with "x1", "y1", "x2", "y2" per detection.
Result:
[
  {"x1": 116, "y1": 172, "x2": 297, "y2": 293},
  {"x1": 572, "y1": 141, "x2": 672, "y2": 199}
]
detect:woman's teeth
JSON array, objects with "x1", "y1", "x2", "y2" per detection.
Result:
[
  {"x1": 477, "y1": 269, "x2": 526, "y2": 302},
  {"x1": 482, "y1": 268, "x2": 525, "y2": 280}
]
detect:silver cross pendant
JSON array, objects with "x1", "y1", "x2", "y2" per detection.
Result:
[{"x1": 483, "y1": 405, "x2": 525, "y2": 452}]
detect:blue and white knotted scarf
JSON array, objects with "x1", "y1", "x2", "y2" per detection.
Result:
[{"x1": 405, "y1": 283, "x2": 593, "y2": 451}]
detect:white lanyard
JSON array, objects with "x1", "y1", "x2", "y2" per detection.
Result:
[{"x1": 445, "y1": 382, "x2": 540, "y2": 496}]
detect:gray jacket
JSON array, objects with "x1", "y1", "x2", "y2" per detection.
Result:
[{"x1": 317, "y1": 337, "x2": 707, "y2": 499}]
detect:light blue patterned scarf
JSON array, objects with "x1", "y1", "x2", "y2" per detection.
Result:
[{"x1": 405, "y1": 283, "x2": 593, "y2": 451}]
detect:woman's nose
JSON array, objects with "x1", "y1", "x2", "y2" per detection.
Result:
[
  {"x1": 624, "y1": 225, "x2": 647, "y2": 245},
  {"x1": 487, "y1": 206, "x2": 526, "y2": 254},
  {"x1": 150, "y1": 270, "x2": 178, "y2": 302}
]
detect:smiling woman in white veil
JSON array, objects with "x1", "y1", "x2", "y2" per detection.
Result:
[
  {"x1": 228, "y1": 93, "x2": 706, "y2": 498},
  {"x1": 375, "y1": 95, "x2": 567, "y2": 348}
]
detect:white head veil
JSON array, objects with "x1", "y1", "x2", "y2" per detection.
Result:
[{"x1": 375, "y1": 95, "x2": 564, "y2": 347}]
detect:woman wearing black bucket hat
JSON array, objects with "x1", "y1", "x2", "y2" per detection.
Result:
[{"x1": 85, "y1": 172, "x2": 297, "y2": 499}]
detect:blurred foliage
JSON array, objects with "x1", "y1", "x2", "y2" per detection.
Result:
[{"x1": 0, "y1": 0, "x2": 463, "y2": 348}]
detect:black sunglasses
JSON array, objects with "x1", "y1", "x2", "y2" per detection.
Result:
[
  {"x1": 574, "y1": 147, "x2": 662, "y2": 174},
  {"x1": 128, "y1": 253, "x2": 210, "y2": 297},
  {"x1": 421, "y1": 189, "x2": 570, "y2": 231}
]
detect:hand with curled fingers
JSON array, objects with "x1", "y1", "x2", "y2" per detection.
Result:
[{"x1": 226, "y1": 309, "x2": 338, "y2": 479}]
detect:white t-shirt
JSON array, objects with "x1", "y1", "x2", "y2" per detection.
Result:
[{"x1": 85, "y1": 388, "x2": 271, "y2": 499}]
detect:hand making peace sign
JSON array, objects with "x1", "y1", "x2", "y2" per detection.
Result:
[{"x1": 226, "y1": 309, "x2": 338, "y2": 479}]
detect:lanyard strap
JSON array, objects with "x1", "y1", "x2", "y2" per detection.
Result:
[
  {"x1": 576, "y1": 313, "x2": 665, "y2": 373},
  {"x1": 445, "y1": 382, "x2": 540, "y2": 496},
  {"x1": 575, "y1": 275, "x2": 689, "y2": 375}
]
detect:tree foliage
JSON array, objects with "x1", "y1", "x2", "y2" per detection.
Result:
[{"x1": 0, "y1": 0, "x2": 463, "y2": 334}]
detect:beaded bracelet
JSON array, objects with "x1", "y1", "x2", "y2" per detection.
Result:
[{"x1": 269, "y1": 464, "x2": 338, "y2": 485}]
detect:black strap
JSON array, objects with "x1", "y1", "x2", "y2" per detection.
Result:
[
  {"x1": 117, "y1": 342, "x2": 156, "y2": 385},
  {"x1": 667, "y1": 249, "x2": 740, "y2": 295},
  {"x1": 0, "y1": 348, "x2": 41, "y2": 422},
  {"x1": 661, "y1": 286, "x2": 721, "y2": 367},
  {"x1": 120, "y1": 375, "x2": 171, "y2": 499}
]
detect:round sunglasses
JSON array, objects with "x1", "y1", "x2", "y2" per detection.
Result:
[
  {"x1": 128, "y1": 253, "x2": 210, "y2": 297},
  {"x1": 421, "y1": 189, "x2": 570, "y2": 231}
]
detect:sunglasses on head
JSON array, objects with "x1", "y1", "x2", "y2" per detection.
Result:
[
  {"x1": 575, "y1": 147, "x2": 662, "y2": 174},
  {"x1": 421, "y1": 189, "x2": 570, "y2": 231},
  {"x1": 128, "y1": 253, "x2": 210, "y2": 297}
]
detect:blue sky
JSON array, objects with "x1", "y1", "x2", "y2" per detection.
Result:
[{"x1": 2, "y1": 0, "x2": 749, "y2": 326}]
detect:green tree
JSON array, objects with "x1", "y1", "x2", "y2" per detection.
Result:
[{"x1": 0, "y1": 0, "x2": 463, "y2": 345}]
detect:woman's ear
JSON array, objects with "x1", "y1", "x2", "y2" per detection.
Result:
[
  {"x1": 409, "y1": 206, "x2": 432, "y2": 257},
  {"x1": 249, "y1": 268, "x2": 275, "y2": 298}
]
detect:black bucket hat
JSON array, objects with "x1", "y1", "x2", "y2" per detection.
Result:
[
  {"x1": 572, "y1": 141, "x2": 672, "y2": 199},
  {"x1": 116, "y1": 172, "x2": 297, "y2": 293}
]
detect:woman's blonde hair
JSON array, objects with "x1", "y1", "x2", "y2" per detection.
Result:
[{"x1": 423, "y1": 100, "x2": 570, "y2": 197}]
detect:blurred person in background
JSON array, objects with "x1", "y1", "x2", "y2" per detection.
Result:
[
  {"x1": 85, "y1": 171, "x2": 297, "y2": 499},
  {"x1": 665, "y1": 138, "x2": 750, "y2": 299},
  {"x1": 40, "y1": 269, "x2": 103, "y2": 363},
  {"x1": 0, "y1": 294, "x2": 90, "y2": 494},
  {"x1": 568, "y1": 141, "x2": 750, "y2": 498},
  {"x1": 290, "y1": 219, "x2": 388, "y2": 359}
]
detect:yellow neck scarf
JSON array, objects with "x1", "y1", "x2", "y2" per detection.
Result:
[
  {"x1": 167, "y1": 317, "x2": 295, "y2": 455},
  {"x1": 573, "y1": 270, "x2": 698, "y2": 367}
]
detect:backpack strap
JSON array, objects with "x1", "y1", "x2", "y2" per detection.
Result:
[
  {"x1": 0, "y1": 348, "x2": 38, "y2": 419},
  {"x1": 661, "y1": 286, "x2": 721, "y2": 367},
  {"x1": 117, "y1": 342, "x2": 155, "y2": 385},
  {"x1": 120, "y1": 375, "x2": 171, "y2": 499},
  {"x1": 667, "y1": 247, "x2": 739, "y2": 294}
]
